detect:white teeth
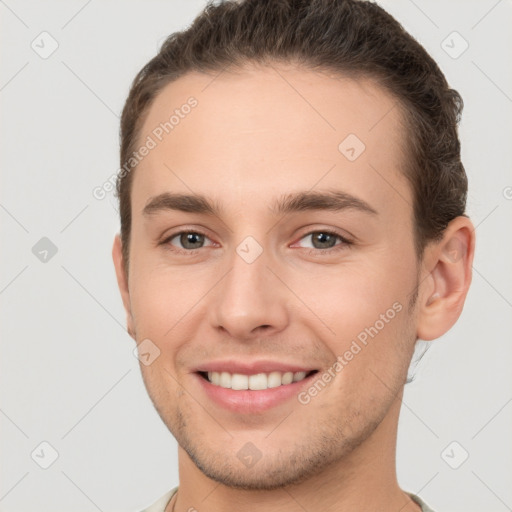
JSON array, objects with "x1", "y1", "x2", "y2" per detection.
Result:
[
  {"x1": 267, "y1": 371, "x2": 282, "y2": 388},
  {"x1": 205, "y1": 370, "x2": 310, "y2": 390},
  {"x1": 293, "y1": 371, "x2": 306, "y2": 382},
  {"x1": 220, "y1": 371, "x2": 231, "y2": 388},
  {"x1": 249, "y1": 373, "x2": 267, "y2": 390},
  {"x1": 231, "y1": 373, "x2": 248, "y2": 390},
  {"x1": 281, "y1": 371, "x2": 293, "y2": 385}
]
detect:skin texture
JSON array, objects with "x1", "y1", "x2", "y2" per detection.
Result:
[{"x1": 112, "y1": 63, "x2": 475, "y2": 512}]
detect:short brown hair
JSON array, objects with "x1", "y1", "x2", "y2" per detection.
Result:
[{"x1": 116, "y1": 0, "x2": 467, "y2": 275}]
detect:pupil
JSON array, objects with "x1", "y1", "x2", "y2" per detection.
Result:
[
  {"x1": 314, "y1": 232, "x2": 335, "y2": 249},
  {"x1": 182, "y1": 232, "x2": 203, "y2": 249}
]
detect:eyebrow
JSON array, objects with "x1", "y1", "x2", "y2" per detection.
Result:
[{"x1": 142, "y1": 190, "x2": 378, "y2": 218}]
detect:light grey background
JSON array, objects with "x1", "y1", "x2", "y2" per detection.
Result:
[{"x1": 1, "y1": 1, "x2": 511, "y2": 511}]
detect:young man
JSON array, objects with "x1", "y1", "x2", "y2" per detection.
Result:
[{"x1": 112, "y1": 1, "x2": 475, "y2": 511}]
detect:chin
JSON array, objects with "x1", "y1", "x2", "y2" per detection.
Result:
[{"x1": 188, "y1": 449, "x2": 327, "y2": 490}]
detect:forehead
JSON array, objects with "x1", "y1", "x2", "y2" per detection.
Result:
[{"x1": 131, "y1": 63, "x2": 411, "y2": 221}]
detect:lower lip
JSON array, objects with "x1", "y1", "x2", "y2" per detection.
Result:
[{"x1": 195, "y1": 372, "x2": 318, "y2": 413}]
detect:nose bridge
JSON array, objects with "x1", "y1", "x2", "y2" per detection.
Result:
[{"x1": 209, "y1": 236, "x2": 289, "y2": 338}]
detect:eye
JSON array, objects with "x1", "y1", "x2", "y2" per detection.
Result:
[
  {"x1": 294, "y1": 230, "x2": 352, "y2": 253},
  {"x1": 160, "y1": 228, "x2": 352, "y2": 255},
  {"x1": 161, "y1": 230, "x2": 214, "y2": 253}
]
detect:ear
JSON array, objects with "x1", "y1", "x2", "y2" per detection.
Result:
[
  {"x1": 112, "y1": 234, "x2": 135, "y2": 340},
  {"x1": 416, "y1": 216, "x2": 476, "y2": 341}
]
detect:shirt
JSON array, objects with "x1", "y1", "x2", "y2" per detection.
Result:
[{"x1": 140, "y1": 487, "x2": 437, "y2": 511}]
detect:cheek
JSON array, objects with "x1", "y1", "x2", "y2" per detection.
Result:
[
  {"x1": 301, "y1": 260, "x2": 412, "y2": 332},
  {"x1": 130, "y1": 263, "x2": 206, "y2": 334},
  {"x1": 295, "y1": 256, "x2": 415, "y2": 376},
  {"x1": 129, "y1": 266, "x2": 219, "y2": 380},
  {"x1": 130, "y1": 283, "x2": 169, "y2": 337}
]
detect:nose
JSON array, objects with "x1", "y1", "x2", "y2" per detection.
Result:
[{"x1": 209, "y1": 242, "x2": 290, "y2": 341}]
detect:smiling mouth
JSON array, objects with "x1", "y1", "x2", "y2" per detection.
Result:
[{"x1": 197, "y1": 370, "x2": 318, "y2": 391}]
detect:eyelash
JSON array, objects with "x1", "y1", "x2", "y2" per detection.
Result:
[{"x1": 159, "y1": 229, "x2": 353, "y2": 256}]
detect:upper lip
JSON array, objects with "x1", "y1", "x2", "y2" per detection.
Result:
[{"x1": 194, "y1": 360, "x2": 317, "y2": 375}]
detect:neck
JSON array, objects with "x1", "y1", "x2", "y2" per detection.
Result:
[{"x1": 167, "y1": 390, "x2": 421, "y2": 512}]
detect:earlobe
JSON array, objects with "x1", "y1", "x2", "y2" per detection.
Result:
[
  {"x1": 112, "y1": 234, "x2": 136, "y2": 340},
  {"x1": 416, "y1": 217, "x2": 476, "y2": 341}
]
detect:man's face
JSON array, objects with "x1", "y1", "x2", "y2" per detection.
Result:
[{"x1": 120, "y1": 64, "x2": 422, "y2": 489}]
